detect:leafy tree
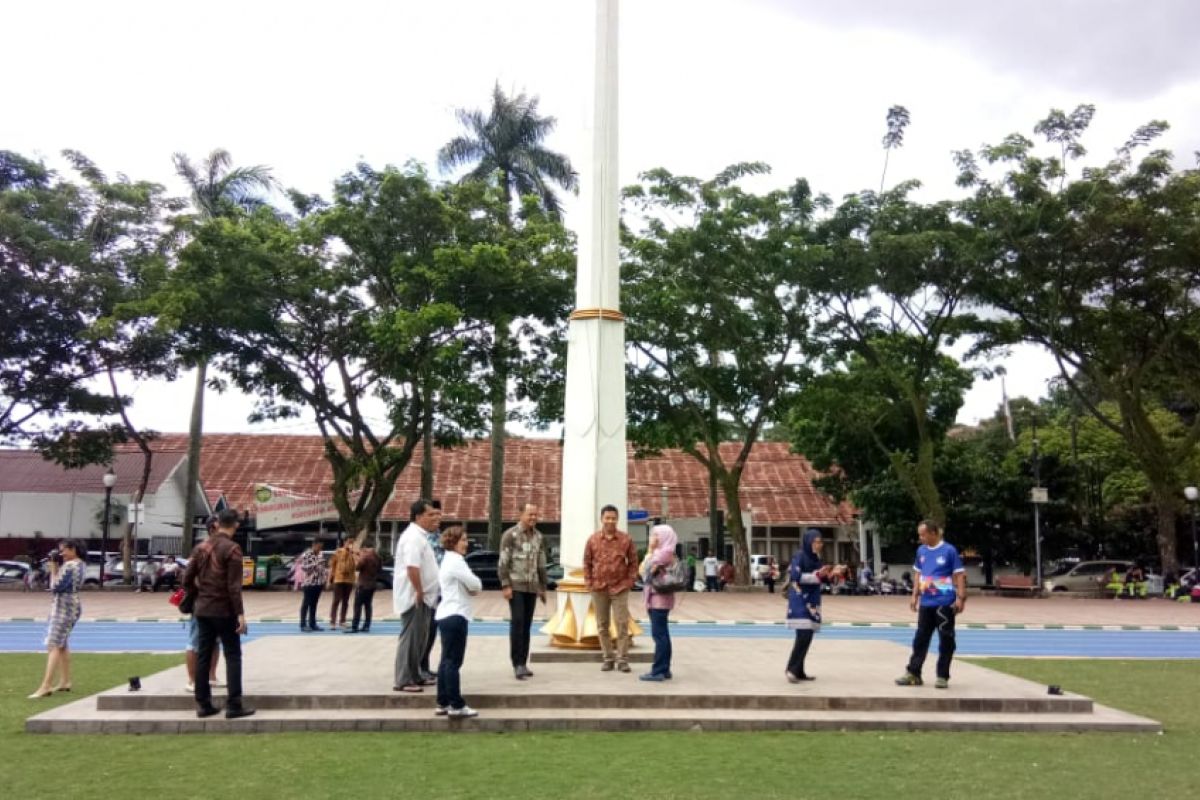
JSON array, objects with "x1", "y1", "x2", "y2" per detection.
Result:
[
  {"x1": 0, "y1": 151, "x2": 122, "y2": 443},
  {"x1": 622, "y1": 164, "x2": 818, "y2": 584},
  {"x1": 170, "y1": 149, "x2": 275, "y2": 551},
  {"x1": 789, "y1": 337, "x2": 974, "y2": 529},
  {"x1": 439, "y1": 84, "x2": 578, "y2": 548},
  {"x1": 795, "y1": 186, "x2": 980, "y2": 527},
  {"x1": 202, "y1": 164, "x2": 564, "y2": 541},
  {"x1": 1, "y1": 150, "x2": 182, "y2": 579},
  {"x1": 879, "y1": 104, "x2": 911, "y2": 193},
  {"x1": 958, "y1": 107, "x2": 1200, "y2": 573}
]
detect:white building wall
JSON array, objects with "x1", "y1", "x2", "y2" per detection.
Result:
[{"x1": 0, "y1": 486, "x2": 191, "y2": 542}]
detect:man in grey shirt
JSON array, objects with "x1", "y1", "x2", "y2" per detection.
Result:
[{"x1": 498, "y1": 502, "x2": 547, "y2": 680}]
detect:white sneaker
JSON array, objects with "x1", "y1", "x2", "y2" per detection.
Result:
[
  {"x1": 447, "y1": 705, "x2": 479, "y2": 718},
  {"x1": 434, "y1": 706, "x2": 448, "y2": 716},
  {"x1": 211, "y1": 678, "x2": 225, "y2": 688},
  {"x1": 185, "y1": 682, "x2": 194, "y2": 693}
]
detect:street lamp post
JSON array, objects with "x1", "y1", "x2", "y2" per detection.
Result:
[
  {"x1": 1031, "y1": 417, "x2": 1044, "y2": 591},
  {"x1": 101, "y1": 469, "x2": 117, "y2": 588},
  {"x1": 1185, "y1": 486, "x2": 1199, "y2": 573}
]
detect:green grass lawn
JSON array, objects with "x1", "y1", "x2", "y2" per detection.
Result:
[{"x1": 3, "y1": 653, "x2": 1193, "y2": 799}]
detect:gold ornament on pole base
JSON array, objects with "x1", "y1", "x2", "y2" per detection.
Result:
[{"x1": 541, "y1": 568, "x2": 641, "y2": 649}]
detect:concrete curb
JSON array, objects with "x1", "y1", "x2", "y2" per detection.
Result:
[{"x1": 3, "y1": 616, "x2": 1199, "y2": 632}]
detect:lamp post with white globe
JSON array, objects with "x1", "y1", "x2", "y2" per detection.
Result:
[{"x1": 1184, "y1": 486, "x2": 1199, "y2": 573}]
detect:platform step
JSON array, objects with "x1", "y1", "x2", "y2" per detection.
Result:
[
  {"x1": 95, "y1": 690, "x2": 1093, "y2": 714},
  {"x1": 27, "y1": 704, "x2": 1159, "y2": 735}
]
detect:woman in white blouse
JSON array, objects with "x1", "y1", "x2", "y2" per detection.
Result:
[{"x1": 434, "y1": 527, "x2": 483, "y2": 718}]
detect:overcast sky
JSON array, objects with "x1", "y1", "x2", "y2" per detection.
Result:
[{"x1": 5, "y1": 0, "x2": 1200, "y2": 437}]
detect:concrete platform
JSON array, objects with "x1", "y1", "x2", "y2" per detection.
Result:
[{"x1": 26, "y1": 636, "x2": 1161, "y2": 734}]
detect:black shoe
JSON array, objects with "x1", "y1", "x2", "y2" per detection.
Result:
[
  {"x1": 360, "y1": 627, "x2": 370, "y2": 633},
  {"x1": 310, "y1": 625, "x2": 325, "y2": 632},
  {"x1": 225, "y1": 706, "x2": 256, "y2": 720},
  {"x1": 196, "y1": 705, "x2": 221, "y2": 718},
  {"x1": 343, "y1": 628, "x2": 358, "y2": 634},
  {"x1": 517, "y1": 665, "x2": 534, "y2": 678}
]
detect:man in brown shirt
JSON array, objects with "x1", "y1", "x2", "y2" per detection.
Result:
[
  {"x1": 327, "y1": 538, "x2": 356, "y2": 629},
  {"x1": 182, "y1": 508, "x2": 254, "y2": 719},
  {"x1": 349, "y1": 542, "x2": 381, "y2": 633},
  {"x1": 583, "y1": 504, "x2": 639, "y2": 672}
]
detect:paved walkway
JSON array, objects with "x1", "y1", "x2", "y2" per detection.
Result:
[
  {"x1": 26, "y1": 636, "x2": 1162, "y2": 734},
  {"x1": 3, "y1": 587, "x2": 1197, "y2": 628}
]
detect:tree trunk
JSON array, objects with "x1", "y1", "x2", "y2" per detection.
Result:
[
  {"x1": 181, "y1": 361, "x2": 206, "y2": 554},
  {"x1": 708, "y1": 468, "x2": 720, "y2": 559},
  {"x1": 719, "y1": 474, "x2": 751, "y2": 585},
  {"x1": 1150, "y1": 485, "x2": 1181, "y2": 576},
  {"x1": 420, "y1": 377, "x2": 434, "y2": 500},
  {"x1": 487, "y1": 325, "x2": 509, "y2": 551}
]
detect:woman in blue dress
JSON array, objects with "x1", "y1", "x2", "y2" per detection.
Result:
[
  {"x1": 785, "y1": 528, "x2": 831, "y2": 683},
  {"x1": 30, "y1": 539, "x2": 86, "y2": 698}
]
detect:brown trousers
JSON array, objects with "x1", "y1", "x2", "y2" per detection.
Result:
[
  {"x1": 329, "y1": 582, "x2": 353, "y2": 625},
  {"x1": 592, "y1": 589, "x2": 631, "y2": 663}
]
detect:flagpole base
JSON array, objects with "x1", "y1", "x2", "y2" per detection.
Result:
[{"x1": 541, "y1": 568, "x2": 641, "y2": 649}]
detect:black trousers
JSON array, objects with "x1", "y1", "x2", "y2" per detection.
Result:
[
  {"x1": 421, "y1": 599, "x2": 439, "y2": 675},
  {"x1": 787, "y1": 629, "x2": 814, "y2": 677},
  {"x1": 508, "y1": 591, "x2": 537, "y2": 668},
  {"x1": 195, "y1": 615, "x2": 242, "y2": 709},
  {"x1": 352, "y1": 587, "x2": 375, "y2": 631},
  {"x1": 436, "y1": 615, "x2": 469, "y2": 710},
  {"x1": 906, "y1": 605, "x2": 957, "y2": 679},
  {"x1": 299, "y1": 585, "x2": 322, "y2": 629}
]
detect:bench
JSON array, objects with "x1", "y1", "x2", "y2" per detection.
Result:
[{"x1": 995, "y1": 575, "x2": 1042, "y2": 596}]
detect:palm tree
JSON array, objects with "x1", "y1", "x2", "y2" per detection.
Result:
[
  {"x1": 173, "y1": 149, "x2": 274, "y2": 552},
  {"x1": 439, "y1": 84, "x2": 577, "y2": 548},
  {"x1": 438, "y1": 83, "x2": 578, "y2": 218}
]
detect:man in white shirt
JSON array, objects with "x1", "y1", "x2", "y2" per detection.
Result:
[
  {"x1": 393, "y1": 499, "x2": 442, "y2": 693},
  {"x1": 703, "y1": 554, "x2": 719, "y2": 592}
]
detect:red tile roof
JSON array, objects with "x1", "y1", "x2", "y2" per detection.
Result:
[
  {"x1": 0, "y1": 449, "x2": 185, "y2": 496},
  {"x1": 107, "y1": 434, "x2": 854, "y2": 526}
]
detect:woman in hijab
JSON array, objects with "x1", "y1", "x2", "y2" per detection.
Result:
[
  {"x1": 639, "y1": 524, "x2": 679, "y2": 682},
  {"x1": 785, "y1": 528, "x2": 831, "y2": 683}
]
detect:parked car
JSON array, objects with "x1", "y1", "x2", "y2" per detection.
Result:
[
  {"x1": 749, "y1": 554, "x2": 772, "y2": 583},
  {"x1": 102, "y1": 554, "x2": 186, "y2": 587},
  {"x1": 465, "y1": 550, "x2": 502, "y2": 589},
  {"x1": 545, "y1": 562, "x2": 562, "y2": 591},
  {"x1": 0, "y1": 560, "x2": 31, "y2": 585},
  {"x1": 1043, "y1": 560, "x2": 1133, "y2": 593},
  {"x1": 377, "y1": 566, "x2": 394, "y2": 590}
]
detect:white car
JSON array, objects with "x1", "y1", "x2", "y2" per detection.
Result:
[{"x1": 1043, "y1": 560, "x2": 1132, "y2": 593}]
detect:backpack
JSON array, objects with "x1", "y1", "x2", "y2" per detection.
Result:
[{"x1": 649, "y1": 558, "x2": 689, "y2": 594}]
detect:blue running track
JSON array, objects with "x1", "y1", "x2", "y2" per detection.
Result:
[{"x1": 1, "y1": 621, "x2": 1198, "y2": 658}]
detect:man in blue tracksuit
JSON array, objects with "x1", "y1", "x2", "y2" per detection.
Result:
[{"x1": 895, "y1": 519, "x2": 967, "y2": 689}]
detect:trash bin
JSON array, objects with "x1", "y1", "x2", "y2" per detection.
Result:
[
  {"x1": 254, "y1": 558, "x2": 270, "y2": 587},
  {"x1": 242, "y1": 557, "x2": 256, "y2": 587}
]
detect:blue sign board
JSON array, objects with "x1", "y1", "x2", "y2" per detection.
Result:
[{"x1": 627, "y1": 508, "x2": 650, "y2": 522}]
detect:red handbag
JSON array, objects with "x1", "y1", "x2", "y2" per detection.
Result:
[{"x1": 169, "y1": 587, "x2": 186, "y2": 608}]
